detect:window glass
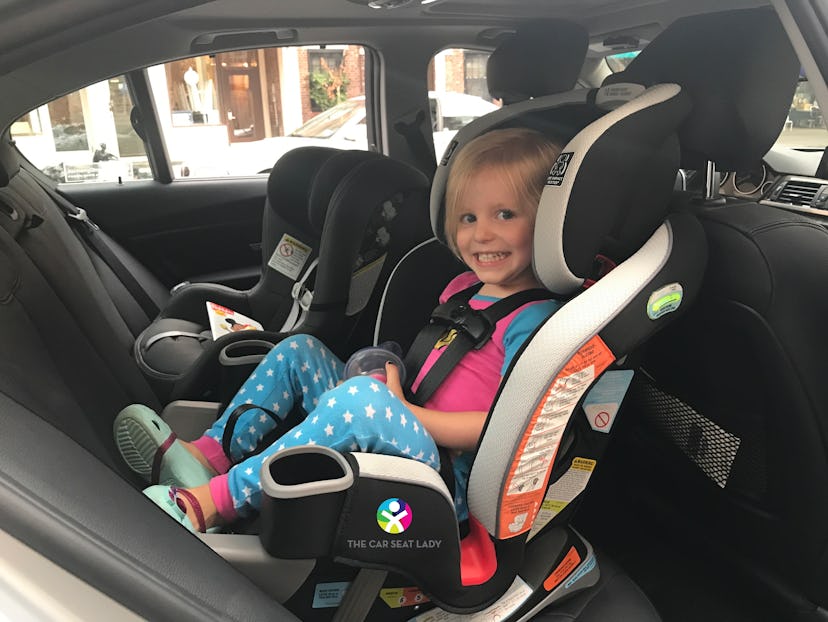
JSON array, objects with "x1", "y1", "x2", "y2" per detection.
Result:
[
  {"x1": 427, "y1": 49, "x2": 500, "y2": 158},
  {"x1": 12, "y1": 76, "x2": 149, "y2": 183},
  {"x1": 148, "y1": 44, "x2": 368, "y2": 178},
  {"x1": 774, "y1": 75, "x2": 827, "y2": 150}
]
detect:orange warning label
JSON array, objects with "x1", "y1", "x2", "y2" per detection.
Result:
[
  {"x1": 379, "y1": 587, "x2": 430, "y2": 609},
  {"x1": 497, "y1": 335, "x2": 614, "y2": 539},
  {"x1": 543, "y1": 546, "x2": 582, "y2": 591}
]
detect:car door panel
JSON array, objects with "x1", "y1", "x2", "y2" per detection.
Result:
[{"x1": 62, "y1": 177, "x2": 267, "y2": 290}]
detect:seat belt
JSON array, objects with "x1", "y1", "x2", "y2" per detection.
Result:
[
  {"x1": 21, "y1": 163, "x2": 161, "y2": 320},
  {"x1": 279, "y1": 257, "x2": 318, "y2": 332},
  {"x1": 403, "y1": 284, "x2": 557, "y2": 406}
]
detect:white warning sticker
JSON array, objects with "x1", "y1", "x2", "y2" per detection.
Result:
[
  {"x1": 408, "y1": 577, "x2": 532, "y2": 621},
  {"x1": 582, "y1": 370, "x2": 634, "y2": 434},
  {"x1": 267, "y1": 233, "x2": 311, "y2": 280},
  {"x1": 528, "y1": 458, "x2": 596, "y2": 540}
]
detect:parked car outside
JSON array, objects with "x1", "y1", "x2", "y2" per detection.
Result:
[{"x1": 181, "y1": 91, "x2": 499, "y2": 177}]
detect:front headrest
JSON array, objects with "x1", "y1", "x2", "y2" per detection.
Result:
[
  {"x1": 266, "y1": 146, "x2": 341, "y2": 232},
  {"x1": 0, "y1": 138, "x2": 21, "y2": 188},
  {"x1": 307, "y1": 150, "x2": 382, "y2": 232},
  {"x1": 603, "y1": 9, "x2": 799, "y2": 170},
  {"x1": 535, "y1": 84, "x2": 691, "y2": 294},
  {"x1": 487, "y1": 20, "x2": 588, "y2": 104}
]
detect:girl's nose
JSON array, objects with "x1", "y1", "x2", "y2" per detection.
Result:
[{"x1": 473, "y1": 219, "x2": 495, "y2": 242}]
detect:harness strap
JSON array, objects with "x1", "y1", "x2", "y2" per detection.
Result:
[
  {"x1": 221, "y1": 403, "x2": 282, "y2": 459},
  {"x1": 405, "y1": 284, "x2": 556, "y2": 406}
]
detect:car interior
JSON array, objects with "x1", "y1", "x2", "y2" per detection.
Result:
[{"x1": 0, "y1": 1, "x2": 826, "y2": 621}]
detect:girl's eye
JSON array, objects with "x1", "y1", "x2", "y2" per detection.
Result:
[
  {"x1": 497, "y1": 209, "x2": 516, "y2": 220},
  {"x1": 459, "y1": 213, "x2": 476, "y2": 224}
]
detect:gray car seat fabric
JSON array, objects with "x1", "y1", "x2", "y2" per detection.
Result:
[{"x1": 0, "y1": 138, "x2": 161, "y2": 411}]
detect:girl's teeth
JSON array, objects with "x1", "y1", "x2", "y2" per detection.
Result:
[{"x1": 478, "y1": 252, "x2": 506, "y2": 262}]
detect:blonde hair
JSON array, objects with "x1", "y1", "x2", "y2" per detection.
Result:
[{"x1": 444, "y1": 127, "x2": 562, "y2": 256}]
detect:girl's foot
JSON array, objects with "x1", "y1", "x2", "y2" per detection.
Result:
[
  {"x1": 143, "y1": 483, "x2": 223, "y2": 533},
  {"x1": 114, "y1": 404, "x2": 216, "y2": 487}
]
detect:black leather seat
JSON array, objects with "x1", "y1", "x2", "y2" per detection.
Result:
[{"x1": 605, "y1": 8, "x2": 828, "y2": 615}]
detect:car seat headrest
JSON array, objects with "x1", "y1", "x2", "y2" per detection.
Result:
[
  {"x1": 534, "y1": 84, "x2": 690, "y2": 294},
  {"x1": 266, "y1": 146, "x2": 341, "y2": 232},
  {"x1": 0, "y1": 139, "x2": 21, "y2": 188},
  {"x1": 603, "y1": 8, "x2": 799, "y2": 171},
  {"x1": 307, "y1": 150, "x2": 382, "y2": 232},
  {"x1": 430, "y1": 84, "x2": 689, "y2": 295},
  {"x1": 487, "y1": 20, "x2": 589, "y2": 104}
]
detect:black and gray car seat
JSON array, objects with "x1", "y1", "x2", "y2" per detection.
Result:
[
  {"x1": 172, "y1": 151, "x2": 433, "y2": 403},
  {"x1": 193, "y1": 82, "x2": 703, "y2": 621},
  {"x1": 133, "y1": 147, "x2": 367, "y2": 394},
  {"x1": 607, "y1": 8, "x2": 828, "y2": 614}
]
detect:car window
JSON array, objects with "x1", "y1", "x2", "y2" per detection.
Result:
[
  {"x1": 148, "y1": 45, "x2": 369, "y2": 178},
  {"x1": 427, "y1": 49, "x2": 500, "y2": 157},
  {"x1": 11, "y1": 76, "x2": 150, "y2": 184},
  {"x1": 773, "y1": 74, "x2": 827, "y2": 150}
]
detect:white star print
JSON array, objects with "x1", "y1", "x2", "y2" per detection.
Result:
[
  {"x1": 266, "y1": 368, "x2": 274, "y2": 377},
  {"x1": 385, "y1": 407, "x2": 393, "y2": 421},
  {"x1": 313, "y1": 373, "x2": 320, "y2": 383},
  {"x1": 301, "y1": 362, "x2": 310, "y2": 372},
  {"x1": 248, "y1": 426, "x2": 256, "y2": 434},
  {"x1": 289, "y1": 341, "x2": 299, "y2": 350},
  {"x1": 321, "y1": 349, "x2": 327, "y2": 358},
  {"x1": 302, "y1": 385, "x2": 309, "y2": 393},
  {"x1": 403, "y1": 446, "x2": 411, "y2": 454},
  {"x1": 325, "y1": 424, "x2": 334, "y2": 436},
  {"x1": 236, "y1": 436, "x2": 243, "y2": 445},
  {"x1": 250, "y1": 373, "x2": 257, "y2": 380},
  {"x1": 228, "y1": 402, "x2": 235, "y2": 410},
  {"x1": 413, "y1": 422, "x2": 419, "y2": 434},
  {"x1": 327, "y1": 397, "x2": 337, "y2": 408},
  {"x1": 276, "y1": 353, "x2": 284, "y2": 362},
  {"x1": 369, "y1": 382, "x2": 380, "y2": 393},
  {"x1": 238, "y1": 387, "x2": 246, "y2": 395},
  {"x1": 294, "y1": 430, "x2": 302, "y2": 439},
  {"x1": 245, "y1": 467, "x2": 253, "y2": 475},
  {"x1": 429, "y1": 453, "x2": 435, "y2": 463},
  {"x1": 350, "y1": 442, "x2": 358, "y2": 451},
  {"x1": 312, "y1": 415, "x2": 319, "y2": 424},
  {"x1": 307, "y1": 439, "x2": 317, "y2": 446},
  {"x1": 306, "y1": 337, "x2": 314, "y2": 348},
  {"x1": 242, "y1": 486, "x2": 252, "y2": 498},
  {"x1": 348, "y1": 385, "x2": 359, "y2": 396},
  {"x1": 245, "y1": 398, "x2": 253, "y2": 404},
  {"x1": 256, "y1": 384, "x2": 264, "y2": 392},
  {"x1": 283, "y1": 391, "x2": 289, "y2": 399},
  {"x1": 400, "y1": 413, "x2": 407, "y2": 427},
  {"x1": 260, "y1": 414, "x2": 269, "y2": 423},
  {"x1": 343, "y1": 411, "x2": 354, "y2": 423},
  {"x1": 415, "y1": 450, "x2": 424, "y2": 459},
  {"x1": 278, "y1": 444, "x2": 285, "y2": 451},
  {"x1": 313, "y1": 398, "x2": 319, "y2": 406},
  {"x1": 391, "y1": 438, "x2": 398, "y2": 447}
]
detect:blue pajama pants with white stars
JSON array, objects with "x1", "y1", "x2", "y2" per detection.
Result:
[{"x1": 202, "y1": 334, "x2": 459, "y2": 518}]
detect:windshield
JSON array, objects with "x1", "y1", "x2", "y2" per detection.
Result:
[{"x1": 290, "y1": 99, "x2": 364, "y2": 138}]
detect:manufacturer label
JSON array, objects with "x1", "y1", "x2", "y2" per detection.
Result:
[{"x1": 267, "y1": 233, "x2": 311, "y2": 280}]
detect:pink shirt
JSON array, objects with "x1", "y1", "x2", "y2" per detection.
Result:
[{"x1": 411, "y1": 272, "x2": 559, "y2": 413}]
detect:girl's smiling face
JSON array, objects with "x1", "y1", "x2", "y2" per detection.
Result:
[{"x1": 454, "y1": 165, "x2": 541, "y2": 298}]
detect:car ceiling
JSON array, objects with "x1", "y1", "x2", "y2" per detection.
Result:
[{"x1": 0, "y1": 0, "x2": 767, "y2": 132}]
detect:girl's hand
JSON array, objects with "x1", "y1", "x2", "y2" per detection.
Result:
[{"x1": 384, "y1": 361, "x2": 407, "y2": 403}]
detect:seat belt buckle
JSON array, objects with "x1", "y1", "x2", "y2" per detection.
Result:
[
  {"x1": 66, "y1": 207, "x2": 100, "y2": 231},
  {"x1": 291, "y1": 282, "x2": 314, "y2": 311}
]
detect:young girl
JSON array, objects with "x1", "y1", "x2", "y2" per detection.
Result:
[{"x1": 115, "y1": 128, "x2": 562, "y2": 532}]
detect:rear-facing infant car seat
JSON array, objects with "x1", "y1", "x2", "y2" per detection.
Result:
[
  {"x1": 135, "y1": 148, "x2": 431, "y2": 402},
  {"x1": 195, "y1": 82, "x2": 704, "y2": 621}
]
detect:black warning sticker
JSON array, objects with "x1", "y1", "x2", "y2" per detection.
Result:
[{"x1": 546, "y1": 152, "x2": 573, "y2": 186}]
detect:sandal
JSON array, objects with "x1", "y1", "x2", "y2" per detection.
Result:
[
  {"x1": 143, "y1": 485, "x2": 221, "y2": 533},
  {"x1": 114, "y1": 404, "x2": 214, "y2": 488}
]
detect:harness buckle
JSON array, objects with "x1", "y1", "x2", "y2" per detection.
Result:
[{"x1": 291, "y1": 282, "x2": 314, "y2": 311}]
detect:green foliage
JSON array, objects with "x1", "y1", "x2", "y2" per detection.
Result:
[{"x1": 309, "y1": 62, "x2": 349, "y2": 111}]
